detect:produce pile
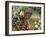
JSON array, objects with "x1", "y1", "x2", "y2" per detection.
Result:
[{"x1": 12, "y1": 6, "x2": 41, "y2": 31}]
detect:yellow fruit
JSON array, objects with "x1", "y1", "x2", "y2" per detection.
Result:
[{"x1": 20, "y1": 11, "x2": 24, "y2": 17}]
